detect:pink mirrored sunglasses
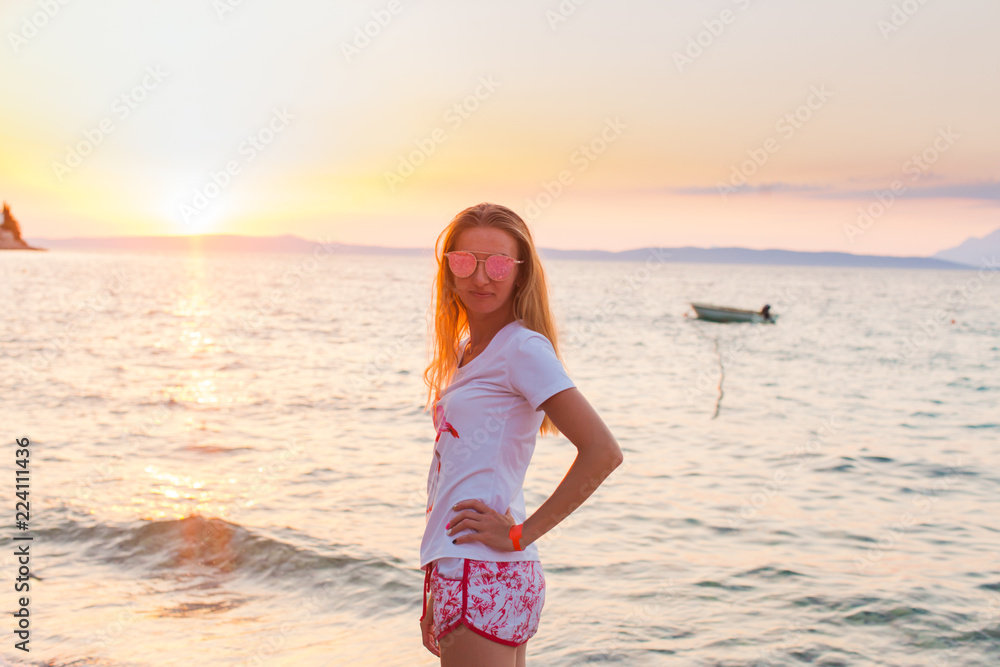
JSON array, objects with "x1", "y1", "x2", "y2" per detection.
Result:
[{"x1": 444, "y1": 251, "x2": 524, "y2": 281}]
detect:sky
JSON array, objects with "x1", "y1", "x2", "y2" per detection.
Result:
[{"x1": 1, "y1": 0, "x2": 998, "y2": 256}]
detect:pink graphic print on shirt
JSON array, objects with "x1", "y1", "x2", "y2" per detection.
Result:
[
  {"x1": 427, "y1": 397, "x2": 459, "y2": 516},
  {"x1": 433, "y1": 402, "x2": 459, "y2": 442}
]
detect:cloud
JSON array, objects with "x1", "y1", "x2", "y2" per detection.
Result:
[
  {"x1": 808, "y1": 180, "x2": 1000, "y2": 202},
  {"x1": 657, "y1": 180, "x2": 1000, "y2": 203},
  {"x1": 878, "y1": 181, "x2": 1000, "y2": 201},
  {"x1": 666, "y1": 182, "x2": 831, "y2": 197}
]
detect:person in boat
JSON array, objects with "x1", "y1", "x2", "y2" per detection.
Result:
[{"x1": 761, "y1": 304, "x2": 772, "y2": 321}]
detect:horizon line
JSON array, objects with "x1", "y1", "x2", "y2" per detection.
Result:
[{"x1": 23, "y1": 232, "x2": 965, "y2": 260}]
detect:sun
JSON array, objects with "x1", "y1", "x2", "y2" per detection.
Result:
[{"x1": 162, "y1": 197, "x2": 235, "y2": 235}]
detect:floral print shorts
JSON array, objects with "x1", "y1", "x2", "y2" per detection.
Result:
[{"x1": 420, "y1": 558, "x2": 545, "y2": 646}]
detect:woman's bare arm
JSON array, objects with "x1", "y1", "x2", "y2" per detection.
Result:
[
  {"x1": 521, "y1": 387, "x2": 623, "y2": 547},
  {"x1": 447, "y1": 387, "x2": 623, "y2": 550}
]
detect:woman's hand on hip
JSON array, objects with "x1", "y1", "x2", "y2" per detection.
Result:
[{"x1": 447, "y1": 499, "x2": 517, "y2": 552}]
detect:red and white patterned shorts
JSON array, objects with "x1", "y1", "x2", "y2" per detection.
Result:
[{"x1": 420, "y1": 558, "x2": 546, "y2": 646}]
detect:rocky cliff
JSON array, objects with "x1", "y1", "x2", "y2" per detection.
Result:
[{"x1": 1, "y1": 203, "x2": 46, "y2": 250}]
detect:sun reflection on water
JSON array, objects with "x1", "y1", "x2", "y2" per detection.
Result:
[
  {"x1": 120, "y1": 465, "x2": 252, "y2": 521},
  {"x1": 163, "y1": 370, "x2": 221, "y2": 405}
]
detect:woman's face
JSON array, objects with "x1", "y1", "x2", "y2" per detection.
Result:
[{"x1": 450, "y1": 227, "x2": 521, "y2": 318}]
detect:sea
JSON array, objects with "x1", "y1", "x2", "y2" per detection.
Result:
[{"x1": 1, "y1": 249, "x2": 998, "y2": 666}]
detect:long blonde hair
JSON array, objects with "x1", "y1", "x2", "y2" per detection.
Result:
[{"x1": 423, "y1": 202, "x2": 564, "y2": 437}]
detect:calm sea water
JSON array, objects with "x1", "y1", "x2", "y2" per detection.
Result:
[{"x1": 1, "y1": 249, "x2": 998, "y2": 666}]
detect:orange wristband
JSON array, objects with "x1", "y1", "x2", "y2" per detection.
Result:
[{"x1": 509, "y1": 523, "x2": 523, "y2": 551}]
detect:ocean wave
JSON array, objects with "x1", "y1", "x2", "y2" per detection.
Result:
[{"x1": 33, "y1": 515, "x2": 406, "y2": 589}]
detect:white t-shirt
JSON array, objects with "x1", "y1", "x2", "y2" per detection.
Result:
[{"x1": 419, "y1": 319, "x2": 576, "y2": 575}]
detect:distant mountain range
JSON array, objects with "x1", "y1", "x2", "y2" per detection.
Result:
[
  {"x1": 537, "y1": 246, "x2": 968, "y2": 269},
  {"x1": 932, "y1": 227, "x2": 1000, "y2": 267},
  {"x1": 25, "y1": 232, "x2": 992, "y2": 270}
]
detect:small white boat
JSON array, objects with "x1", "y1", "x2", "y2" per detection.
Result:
[{"x1": 690, "y1": 303, "x2": 777, "y2": 324}]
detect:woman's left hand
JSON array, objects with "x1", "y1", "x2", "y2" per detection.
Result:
[{"x1": 447, "y1": 499, "x2": 517, "y2": 551}]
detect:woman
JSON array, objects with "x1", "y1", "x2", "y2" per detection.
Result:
[{"x1": 418, "y1": 202, "x2": 624, "y2": 665}]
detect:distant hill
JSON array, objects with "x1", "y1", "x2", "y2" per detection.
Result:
[
  {"x1": 25, "y1": 234, "x2": 974, "y2": 270},
  {"x1": 24, "y1": 234, "x2": 417, "y2": 255},
  {"x1": 932, "y1": 227, "x2": 1000, "y2": 267},
  {"x1": 538, "y1": 246, "x2": 969, "y2": 269}
]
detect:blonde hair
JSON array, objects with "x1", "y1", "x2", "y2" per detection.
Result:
[{"x1": 423, "y1": 202, "x2": 564, "y2": 437}]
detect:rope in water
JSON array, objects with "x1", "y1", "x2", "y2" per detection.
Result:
[{"x1": 691, "y1": 320, "x2": 725, "y2": 419}]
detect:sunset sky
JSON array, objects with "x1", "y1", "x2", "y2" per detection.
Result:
[{"x1": 1, "y1": 0, "x2": 998, "y2": 256}]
